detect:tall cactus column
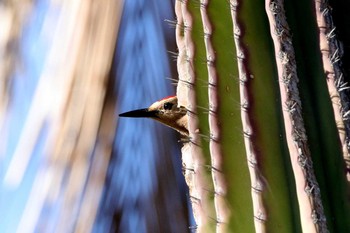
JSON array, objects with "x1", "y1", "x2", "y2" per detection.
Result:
[{"x1": 174, "y1": 0, "x2": 350, "y2": 232}]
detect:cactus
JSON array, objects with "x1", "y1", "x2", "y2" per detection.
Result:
[{"x1": 174, "y1": 0, "x2": 350, "y2": 232}]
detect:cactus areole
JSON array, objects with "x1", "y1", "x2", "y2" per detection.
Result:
[{"x1": 119, "y1": 96, "x2": 189, "y2": 136}]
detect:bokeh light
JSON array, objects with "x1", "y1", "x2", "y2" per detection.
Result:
[{"x1": 0, "y1": 0, "x2": 191, "y2": 232}]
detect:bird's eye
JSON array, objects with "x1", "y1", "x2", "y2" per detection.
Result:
[{"x1": 163, "y1": 102, "x2": 173, "y2": 110}]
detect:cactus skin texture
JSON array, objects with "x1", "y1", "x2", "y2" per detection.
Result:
[{"x1": 175, "y1": 0, "x2": 350, "y2": 232}]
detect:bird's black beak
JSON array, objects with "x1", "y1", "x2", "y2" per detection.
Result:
[{"x1": 119, "y1": 108, "x2": 159, "y2": 118}]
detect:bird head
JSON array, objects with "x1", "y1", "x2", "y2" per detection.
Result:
[{"x1": 119, "y1": 96, "x2": 188, "y2": 136}]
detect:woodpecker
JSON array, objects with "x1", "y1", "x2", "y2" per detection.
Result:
[{"x1": 119, "y1": 96, "x2": 188, "y2": 136}]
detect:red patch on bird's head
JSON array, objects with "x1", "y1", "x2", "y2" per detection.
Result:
[{"x1": 159, "y1": 95, "x2": 176, "y2": 101}]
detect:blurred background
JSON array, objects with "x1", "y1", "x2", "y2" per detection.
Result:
[{"x1": 0, "y1": 0, "x2": 192, "y2": 232}]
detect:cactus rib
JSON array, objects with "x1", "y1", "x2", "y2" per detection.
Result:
[
  {"x1": 176, "y1": 0, "x2": 217, "y2": 231},
  {"x1": 199, "y1": 0, "x2": 231, "y2": 231},
  {"x1": 265, "y1": 0, "x2": 328, "y2": 232},
  {"x1": 313, "y1": 0, "x2": 350, "y2": 182},
  {"x1": 229, "y1": 1, "x2": 268, "y2": 232}
]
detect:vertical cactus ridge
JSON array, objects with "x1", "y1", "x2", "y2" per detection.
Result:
[
  {"x1": 232, "y1": 0, "x2": 300, "y2": 232},
  {"x1": 282, "y1": 0, "x2": 350, "y2": 231},
  {"x1": 230, "y1": 1, "x2": 267, "y2": 232},
  {"x1": 176, "y1": 1, "x2": 217, "y2": 232},
  {"x1": 206, "y1": 1, "x2": 255, "y2": 232},
  {"x1": 207, "y1": 1, "x2": 254, "y2": 232},
  {"x1": 199, "y1": 0, "x2": 230, "y2": 231},
  {"x1": 313, "y1": 3, "x2": 350, "y2": 230},
  {"x1": 266, "y1": 0, "x2": 329, "y2": 232},
  {"x1": 314, "y1": 0, "x2": 350, "y2": 182}
]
